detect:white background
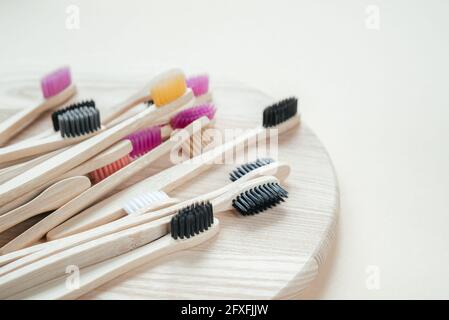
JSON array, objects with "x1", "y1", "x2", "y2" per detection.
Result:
[{"x1": 0, "y1": 0, "x2": 448, "y2": 299}]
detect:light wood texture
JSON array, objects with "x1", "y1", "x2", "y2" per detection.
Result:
[
  {"x1": 0, "y1": 140, "x2": 133, "y2": 216},
  {"x1": 0, "y1": 89, "x2": 194, "y2": 208},
  {"x1": 0, "y1": 176, "x2": 91, "y2": 233},
  {"x1": 47, "y1": 116, "x2": 211, "y2": 240},
  {"x1": 0, "y1": 84, "x2": 76, "y2": 146},
  {"x1": 0, "y1": 149, "x2": 64, "y2": 185},
  {"x1": 11, "y1": 219, "x2": 220, "y2": 300},
  {"x1": 0, "y1": 163, "x2": 286, "y2": 277},
  {"x1": 0, "y1": 127, "x2": 101, "y2": 165},
  {"x1": 0, "y1": 196, "x2": 180, "y2": 277},
  {"x1": 0, "y1": 75, "x2": 338, "y2": 299}
]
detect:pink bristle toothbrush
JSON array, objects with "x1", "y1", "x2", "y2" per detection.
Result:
[
  {"x1": 170, "y1": 104, "x2": 216, "y2": 129},
  {"x1": 0, "y1": 67, "x2": 76, "y2": 146},
  {"x1": 187, "y1": 74, "x2": 211, "y2": 105}
]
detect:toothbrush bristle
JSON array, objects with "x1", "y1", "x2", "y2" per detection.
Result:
[
  {"x1": 170, "y1": 104, "x2": 216, "y2": 129},
  {"x1": 126, "y1": 126, "x2": 162, "y2": 159},
  {"x1": 232, "y1": 182, "x2": 288, "y2": 216},
  {"x1": 229, "y1": 158, "x2": 275, "y2": 181},
  {"x1": 52, "y1": 100, "x2": 96, "y2": 131},
  {"x1": 151, "y1": 71, "x2": 186, "y2": 107},
  {"x1": 263, "y1": 97, "x2": 298, "y2": 128},
  {"x1": 186, "y1": 74, "x2": 209, "y2": 97},
  {"x1": 56, "y1": 103, "x2": 101, "y2": 138},
  {"x1": 123, "y1": 191, "x2": 169, "y2": 215},
  {"x1": 41, "y1": 67, "x2": 72, "y2": 99},
  {"x1": 88, "y1": 155, "x2": 131, "y2": 184},
  {"x1": 171, "y1": 202, "x2": 214, "y2": 240}
]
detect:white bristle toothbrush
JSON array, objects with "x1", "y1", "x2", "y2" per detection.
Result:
[
  {"x1": 0, "y1": 140, "x2": 132, "y2": 216},
  {"x1": 0, "y1": 159, "x2": 289, "y2": 277},
  {"x1": 0, "y1": 175, "x2": 287, "y2": 299},
  {"x1": 39, "y1": 97, "x2": 299, "y2": 242},
  {"x1": 0, "y1": 72, "x2": 194, "y2": 208},
  {"x1": 0, "y1": 116, "x2": 210, "y2": 253},
  {"x1": 0, "y1": 67, "x2": 76, "y2": 146}
]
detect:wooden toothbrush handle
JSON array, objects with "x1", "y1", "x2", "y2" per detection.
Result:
[
  {"x1": 0, "y1": 85, "x2": 76, "y2": 146},
  {"x1": 0, "y1": 140, "x2": 132, "y2": 216},
  {"x1": 0, "y1": 90, "x2": 193, "y2": 208},
  {"x1": 101, "y1": 92, "x2": 148, "y2": 125},
  {"x1": 0, "y1": 204, "x2": 34, "y2": 233},
  {"x1": 0, "y1": 217, "x2": 171, "y2": 299},
  {"x1": 11, "y1": 234, "x2": 175, "y2": 300},
  {"x1": 0, "y1": 130, "x2": 101, "y2": 165},
  {"x1": 10, "y1": 219, "x2": 219, "y2": 300}
]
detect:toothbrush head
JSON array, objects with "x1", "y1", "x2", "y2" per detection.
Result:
[
  {"x1": 51, "y1": 100, "x2": 96, "y2": 131},
  {"x1": 123, "y1": 191, "x2": 170, "y2": 215},
  {"x1": 263, "y1": 97, "x2": 298, "y2": 128},
  {"x1": 125, "y1": 126, "x2": 162, "y2": 159},
  {"x1": 170, "y1": 104, "x2": 216, "y2": 129},
  {"x1": 88, "y1": 155, "x2": 131, "y2": 184},
  {"x1": 170, "y1": 202, "x2": 214, "y2": 240},
  {"x1": 56, "y1": 102, "x2": 101, "y2": 138},
  {"x1": 229, "y1": 158, "x2": 275, "y2": 182},
  {"x1": 232, "y1": 182, "x2": 288, "y2": 216},
  {"x1": 186, "y1": 74, "x2": 209, "y2": 97},
  {"x1": 151, "y1": 70, "x2": 187, "y2": 107},
  {"x1": 41, "y1": 67, "x2": 72, "y2": 99}
]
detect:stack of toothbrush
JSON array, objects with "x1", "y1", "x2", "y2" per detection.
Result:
[{"x1": 0, "y1": 67, "x2": 299, "y2": 299}]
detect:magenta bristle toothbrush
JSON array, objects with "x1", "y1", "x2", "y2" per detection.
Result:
[{"x1": 170, "y1": 104, "x2": 216, "y2": 129}]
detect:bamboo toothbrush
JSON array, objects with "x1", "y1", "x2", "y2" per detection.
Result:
[
  {"x1": 0, "y1": 176, "x2": 91, "y2": 233},
  {"x1": 0, "y1": 67, "x2": 76, "y2": 146},
  {"x1": 0, "y1": 101, "x2": 102, "y2": 165},
  {"x1": 101, "y1": 69, "x2": 186, "y2": 125},
  {"x1": 187, "y1": 74, "x2": 212, "y2": 105},
  {"x1": 0, "y1": 160, "x2": 289, "y2": 276},
  {"x1": 0, "y1": 81, "x2": 193, "y2": 208},
  {"x1": 0, "y1": 190, "x2": 178, "y2": 276},
  {"x1": 40, "y1": 97, "x2": 299, "y2": 242},
  {"x1": 0, "y1": 140, "x2": 132, "y2": 216},
  {"x1": 0, "y1": 175, "x2": 286, "y2": 299},
  {"x1": 10, "y1": 206, "x2": 220, "y2": 300},
  {"x1": 0, "y1": 116, "x2": 208, "y2": 253}
]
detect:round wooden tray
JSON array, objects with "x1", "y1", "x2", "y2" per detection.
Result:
[{"x1": 0, "y1": 72, "x2": 339, "y2": 299}]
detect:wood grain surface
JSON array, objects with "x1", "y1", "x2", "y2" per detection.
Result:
[{"x1": 0, "y1": 71, "x2": 339, "y2": 299}]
